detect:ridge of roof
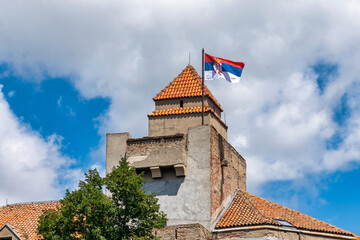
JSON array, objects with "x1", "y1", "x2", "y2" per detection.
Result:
[
  {"x1": 153, "y1": 65, "x2": 223, "y2": 112},
  {"x1": 0, "y1": 200, "x2": 59, "y2": 208},
  {"x1": 216, "y1": 190, "x2": 354, "y2": 236}
]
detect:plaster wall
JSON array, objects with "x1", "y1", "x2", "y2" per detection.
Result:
[
  {"x1": 142, "y1": 125, "x2": 212, "y2": 229},
  {"x1": 141, "y1": 167, "x2": 184, "y2": 195},
  {"x1": 106, "y1": 132, "x2": 131, "y2": 175}
]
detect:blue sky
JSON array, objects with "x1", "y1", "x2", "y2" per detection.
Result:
[
  {"x1": 0, "y1": 67, "x2": 110, "y2": 170},
  {"x1": 0, "y1": 0, "x2": 359, "y2": 236}
]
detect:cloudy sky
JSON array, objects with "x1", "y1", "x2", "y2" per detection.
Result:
[{"x1": 0, "y1": 0, "x2": 359, "y2": 235}]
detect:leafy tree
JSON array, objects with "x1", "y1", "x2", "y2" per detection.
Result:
[{"x1": 38, "y1": 158, "x2": 167, "y2": 240}]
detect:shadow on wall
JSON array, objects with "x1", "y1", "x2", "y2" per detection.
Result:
[{"x1": 143, "y1": 177, "x2": 185, "y2": 196}]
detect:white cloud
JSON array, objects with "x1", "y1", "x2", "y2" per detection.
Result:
[
  {"x1": 0, "y1": 0, "x2": 360, "y2": 197},
  {"x1": 0, "y1": 85, "x2": 81, "y2": 206},
  {"x1": 7, "y1": 90, "x2": 15, "y2": 98},
  {"x1": 323, "y1": 109, "x2": 360, "y2": 171}
]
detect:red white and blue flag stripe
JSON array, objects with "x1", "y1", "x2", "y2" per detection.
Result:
[{"x1": 204, "y1": 53, "x2": 245, "y2": 83}]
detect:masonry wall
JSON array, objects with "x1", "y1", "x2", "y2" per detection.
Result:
[
  {"x1": 126, "y1": 134, "x2": 186, "y2": 168},
  {"x1": 209, "y1": 114, "x2": 228, "y2": 140},
  {"x1": 105, "y1": 126, "x2": 213, "y2": 228},
  {"x1": 149, "y1": 113, "x2": 208, "y2": 137},
  {"x1": 210, "y1": 127, "x2": 246, "y2": 217},
  {"x1": 154, "y1": 224, "x2": 212, "y2": 240},
  {"x1": 106, "y1": 125, "x2": 246, "y2": 230},
  {"x1": 142, "y1": 125, "x2": 212, "y2": 229},
  {"x1": 149, "y1": 113, "x2": 227, "y2": 140},
  {"x1": 213, "y1": 228, "x2": 355, "y2": 240},
  {"x1": 106, "y1": 132, "x2": 131, "y2": 175}
]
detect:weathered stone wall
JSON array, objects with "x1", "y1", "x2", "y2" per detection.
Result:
[
  {"x1": 210, "y1": 127, "x2": 246, "y2": 217},
  {"x1": 213, "y1": 227, "x2": 356, "y2": 240},
  {"x1": 106, "y1": 132, "x2": 131, "y2": 175},
  {"x1": 155, "y1": 225, "x2": 355, "y2": 240},
  {"x1": 154, "y1": 224, "x2": 212, "y2": 240},
  {"x1": 106, "y1": 126, "x2": 246, "y2": 229},
  {"x1": 209, "y1": 114, "x2": 228, "y2": 140},
  {"x1": 148, "y1": 113, "x2": 227, "y2": 140},
  {"x1": 126, "y1": 134, "x2": 186, "y2": 168},
  {"x1": 142, "y1": 125, "x2": 212, "y2": 228},
  {"x1": 148, "y1": 113, "x2": 209, "y2": 137}
]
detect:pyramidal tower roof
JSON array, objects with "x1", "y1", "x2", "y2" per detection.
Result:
[{"x1": 153, "y1": 65, "x2": 223, "y2": 111}]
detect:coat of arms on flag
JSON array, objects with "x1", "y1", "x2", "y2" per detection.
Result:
[
  {"x1": 213, "y1": 58, "x2": 222, "y2": 74},
  {"x1": 204, "y1": 53, "x2": 245, "y2": 83}
]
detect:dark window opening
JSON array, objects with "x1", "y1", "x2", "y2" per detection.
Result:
[{"x1": 180, "y1": 100, "x2": 184, "y2": 107}]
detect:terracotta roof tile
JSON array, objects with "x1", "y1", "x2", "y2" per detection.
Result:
[
  {"x1": 148, "y1": 105, "x2": 227, "y2": 128},
  {"x1": 148, "y1": 105, "x2": 210, "y2": 117},
  {"x1": 216, "y1": 191, "x2": 354, "y2": 236},
  {"x1": 153, "y1": 65, "x2": 223, "y2": 111},
  {"x1": 0, "y1": 201, "x2": 60, "y2": 240}
]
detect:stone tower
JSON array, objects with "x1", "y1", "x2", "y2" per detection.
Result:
[
  {"x1": 0, "y1": 67, "x2": 354, "y2": 240},
  {"x1": 106, "y1": 65, "x2": 246, "y2": 229}
]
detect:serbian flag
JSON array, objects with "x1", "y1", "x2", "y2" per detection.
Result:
[{"x1": 204, "y1": 53, "x2": 245, "y2": 83}]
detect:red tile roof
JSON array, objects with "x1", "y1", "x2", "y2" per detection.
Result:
[
  {"x1": 0, "y1": 201, "x2": 60, "y2": 240},
  {"x1": 216, "y1": 191, "x2": 354, "y2": 236},
  {"x1": 148, "y1": 105, "x2": 227, "y2": 128},
  {"x1": 149, "y1": 105, "x2": 211, "y2": 117},
  {"x1": 153, "y1": 65, "x2": 223, "y2": 111}
]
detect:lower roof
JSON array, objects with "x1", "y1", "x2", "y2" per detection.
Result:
[
  {"x1": 216, "y1": 190, "x2": 355, "y2": 237},
  {"x1": 0, "y1": 201, "x2": 60, "y2": 240}
]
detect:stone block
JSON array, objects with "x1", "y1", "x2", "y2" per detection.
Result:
[
  {"x1": 150, "y1": 166, "x2": 162, "y2": 178},
  {"x1": 174, "y1": 164, "x2": 186, "y2": 177}
]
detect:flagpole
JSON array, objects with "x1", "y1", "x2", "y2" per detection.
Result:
[{"x1": 202, "y1": 48, "x2": 205, "y2": 125}]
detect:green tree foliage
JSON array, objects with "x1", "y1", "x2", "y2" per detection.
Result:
[{"x1": 38, "y1": 158, "x2": 167, "y2": 240}]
